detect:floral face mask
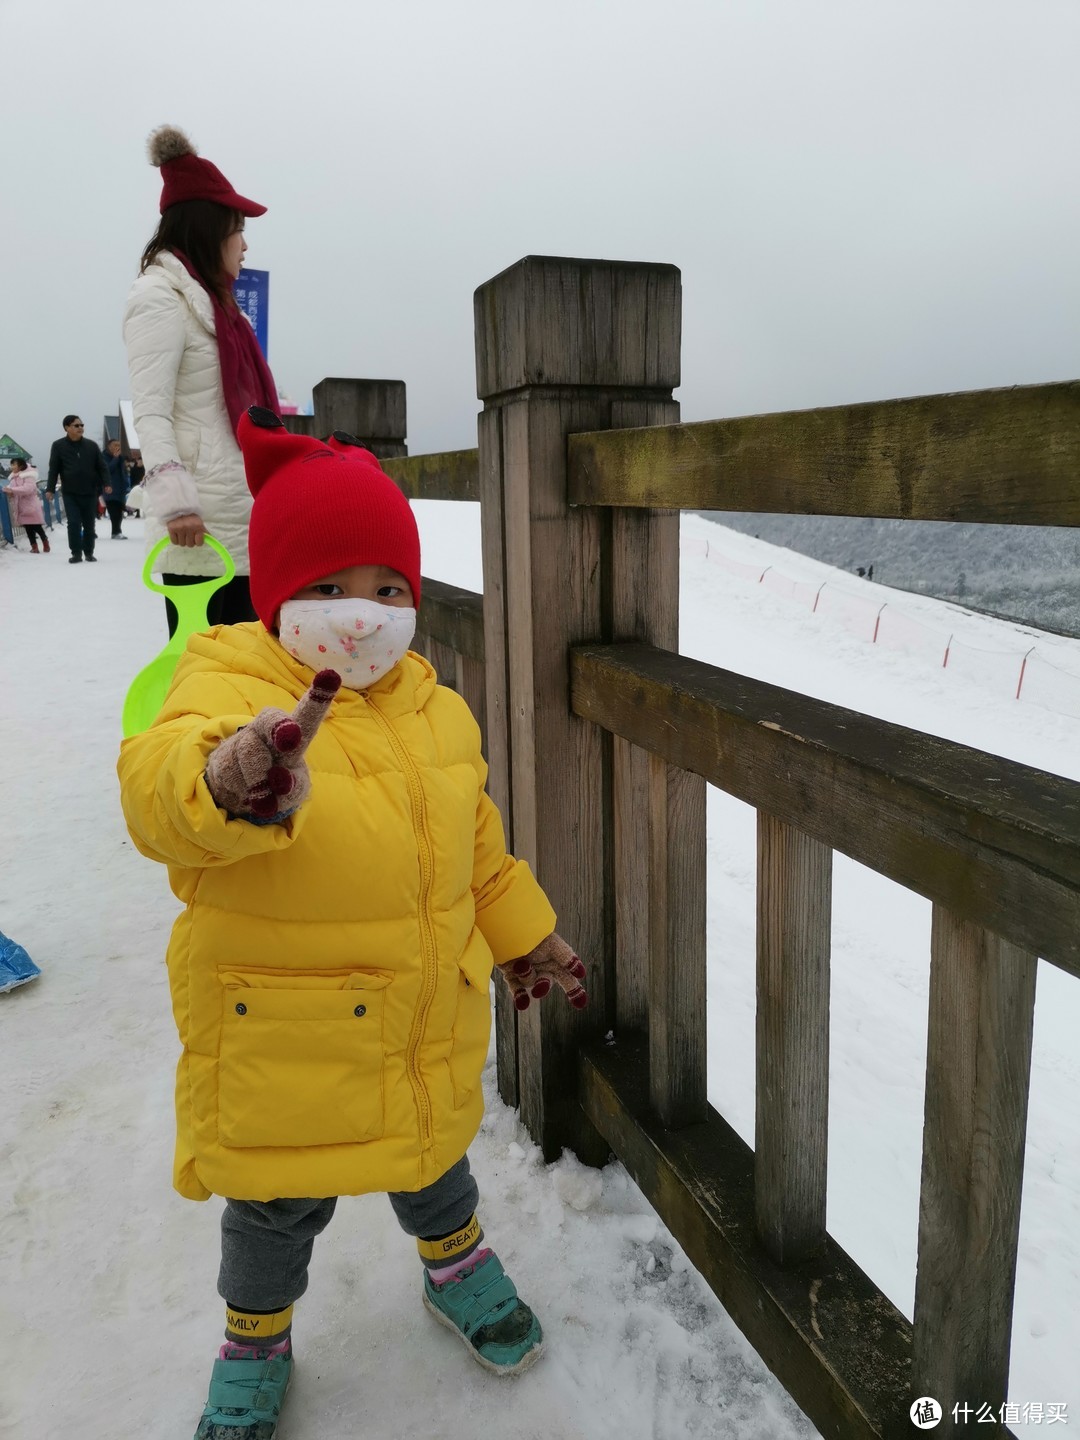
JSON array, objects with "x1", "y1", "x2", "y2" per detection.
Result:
[{"x1": 277, "y1": 599, "x2": 417, "y2": 689}]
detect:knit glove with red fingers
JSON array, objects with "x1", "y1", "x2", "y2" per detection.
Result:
[
  {"x1": 496, "y1": 933, "x2": 588, "y2": 1012},
  {"x1": 204, "y1": 669, "x2": 341, "y2": 823}
]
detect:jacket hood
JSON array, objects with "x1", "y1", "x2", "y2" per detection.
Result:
[
  {"x1": 175, "y1": 621, "x2": 438, "y2": 717},
  {"x1": 142, "y1": 250, "x2": 216, "y2": 334}
]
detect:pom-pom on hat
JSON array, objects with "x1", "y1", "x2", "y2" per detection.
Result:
[
  {"x1": 239, "y1": 407, "x2": 421, "y2": 631},
  {"x1": 148, "y1": 125, "x2": 266, "y2": 217}
]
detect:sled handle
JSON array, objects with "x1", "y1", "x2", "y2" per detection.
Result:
[{"x1": 141, "y1": 534, "x2": 235, "y2": 596}]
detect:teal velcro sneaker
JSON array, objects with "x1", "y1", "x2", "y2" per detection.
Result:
[
  {"x1": 194, "y1": 1348, "x2": 292, "y2": 1440},
  {"x1": 423, "y1": 1250, "x2": 544, "y2": 1376}
]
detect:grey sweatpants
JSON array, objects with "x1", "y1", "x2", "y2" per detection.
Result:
[{"x1": 219, "y1": 1154, "x2": 480, "y2": 1312}]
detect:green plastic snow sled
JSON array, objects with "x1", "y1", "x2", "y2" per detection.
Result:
[{"x1": 122, "y1": 535, "x2": 235, "y2": 738}]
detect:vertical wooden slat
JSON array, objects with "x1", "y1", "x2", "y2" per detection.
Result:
[
  {"x1": 648, "y1": 755, "x2": 708, "y2": 1128},
  {"x1": 613, "y1": 737, "x2": 651, "y2": 1029},
  {"x1": 607, "y1": 400, "x2": 682, "y2": 1034},
  {"x1": 456, "y1": 653, "x2": 487, "y2": 755},
  {"x1": 426, "y1": 637, "x2": 458, "y2": 690},
  {"x1": 913, "y1": 908, "x2": 1037, "y2": 1431},
  {"x1": 478, "y1": 403, "x2": 518, "y2": 1107},
  {"x1": 505, "y1": 395, "x2": 608, "y2": 1164},
  {"x1": 754, "y1": 812, "x2": 832, "y2": 1264},
  {"x1": 478, "y1": 402, "x2": 512, "y2": 825},
  {"x1": 474, "y1": 256, "x2": 681, "y2": 1160}
]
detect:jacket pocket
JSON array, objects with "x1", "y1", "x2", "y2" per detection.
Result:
[
  {"x1": 218, "y1": 970, "x2": 390, "y2": 1149},
  {"x1": 449, "y1": 941, "x2": 494, "y2": 1110}
]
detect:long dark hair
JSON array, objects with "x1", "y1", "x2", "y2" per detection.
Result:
[{"x1": 140, "y1": 200, "x2": 242, "y2": 305}]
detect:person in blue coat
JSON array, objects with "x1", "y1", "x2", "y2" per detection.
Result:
[
  {"x1": 0, "y1": 468, "x2": 13, "y2": 545},
  {"x1": 103, "y1": 439, "x2": 130, "y2": 539}
]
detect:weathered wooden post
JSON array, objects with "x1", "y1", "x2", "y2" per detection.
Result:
[
  {"x1": 755, "y1": 815, "x2": 832, "y2": 1263},
  {"x1": 475, "y1": 255, "x2": 682, "y2": 1157},
  {"x1": 313, "y1": 378, "x2": 407, "y2": 459},
  {"x1": 912, "y1": 910, "x2": 1037, "y2": 1432}
]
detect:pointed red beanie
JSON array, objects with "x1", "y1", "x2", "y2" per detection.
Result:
[
  {"x1": 238, "y1": 407, "x2": 421, "y2": 631},
  {"x1": 148, "y1": 124, "x2": 266, "y2": 216}
]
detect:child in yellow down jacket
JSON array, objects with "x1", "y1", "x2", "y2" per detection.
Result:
[{"x1": 117, "y1": 406, "x2": 587, "y2": 1440}]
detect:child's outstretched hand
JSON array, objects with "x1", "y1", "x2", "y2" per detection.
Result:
[
  {"x1": 497, "y1": 933, "x2": 587, "y2": 1012},
  {"x1": 204, "y1": 669, "x2": 341, "y2": 822}
]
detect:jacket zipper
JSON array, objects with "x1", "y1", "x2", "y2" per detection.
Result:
[{"x1": 363, "y1": 697, "x2": 439, "y2": 1150}]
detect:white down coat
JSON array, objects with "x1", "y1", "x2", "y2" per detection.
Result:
[{"x1": 123, "y1": 251, "x2": 253, "y2": 576}]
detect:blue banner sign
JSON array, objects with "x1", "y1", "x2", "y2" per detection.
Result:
[{"x1": 235, "y1": 268, "x2": 270, "y2": 359}]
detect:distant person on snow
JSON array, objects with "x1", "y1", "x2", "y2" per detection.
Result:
[
  {"x1": 117, "y1": 409, "x2": 588, "y2": 1440},
  {"x1": 102, "y1": 439, "x2": 130, "y2": 539},
  {"x1": 124, "y1": 124, "x2": 277, "y2": 634},
  {"x1": 0, "y1": 467, "x2": 14, "y2": 546},
  {"x1": 126, "y1": 453, "x2": 145, "y2": 514},
  {"x1": 2, "y1": 458, "x2": 49, "y2": 552},
  {"x1": 45, "y1": 415, "x2": 107, "y2": 563}
]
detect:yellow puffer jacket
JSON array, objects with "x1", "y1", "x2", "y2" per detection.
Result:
[{"x1": 117, "y1": 624, "x2": 556, "y2": 1202}]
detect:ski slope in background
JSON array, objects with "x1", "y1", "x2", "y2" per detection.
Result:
[{"x1": 2, "y1": 506, "x2": 1077, "y2": 1438}]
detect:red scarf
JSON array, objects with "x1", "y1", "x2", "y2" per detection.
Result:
[{"x1": 173, "y1": 251, "x2": 278, "y2": 436}]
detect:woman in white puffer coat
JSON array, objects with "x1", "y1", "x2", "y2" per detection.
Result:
[{"x1": 123, "y1": 126, "x2": 277, "y2": 633}]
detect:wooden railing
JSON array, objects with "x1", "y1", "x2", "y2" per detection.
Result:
[
  {"x1": 306, "y1": 255, "x2": 1080, "y2": 1439},
  {"x1": 566, "y1": 381, "x2": 1080, "y2": 524},
  {"x1": 378, "y1": 458, "x2": 485, "y2": 739}
]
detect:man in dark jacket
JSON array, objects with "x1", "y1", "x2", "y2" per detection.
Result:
[{"x1": 46, "y1": 415, "x2": 109, "y2": 563}]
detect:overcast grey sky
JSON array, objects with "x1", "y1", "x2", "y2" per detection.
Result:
[{"x1": 3, "y1": 0, "x2": 1077, "y2": 467}]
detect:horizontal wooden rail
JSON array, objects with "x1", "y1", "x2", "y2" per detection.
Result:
[
  {"x1": 571, "y1": 642, "x2": 1080, "y2": 976},
  {"x1": 384, "y1": 448, "x2": 480, "y2": 502},
  {"x1": 416, "y1": 576, "x2": 484, "y2": 661},
  {"x1": 579, "y1": 1035, "x2": 919, "y2": 1440},
  {"x1": 567, "y1": 380, "x2": 1080, "y2": 524}
]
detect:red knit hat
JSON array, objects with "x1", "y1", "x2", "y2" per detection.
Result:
[
  {"x1": 148, "y1": 125, "x2": 266, "y2": 217},
  {"x1": 239, "y1": 407, "x2": 422, "y2": 631}
]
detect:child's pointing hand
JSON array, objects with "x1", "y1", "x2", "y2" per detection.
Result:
[
  {"x1": 204, "y1": 669, "x2": 341, "y2": 823},
  {"x1": 497, "y1": 934, "x2": 587, "y2": 1012}
]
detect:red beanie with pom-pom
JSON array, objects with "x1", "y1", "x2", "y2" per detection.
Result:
[
  {"x1": 238, "y1": 407, "x2": 421, "y2": 631},
  {"x1": 148, "y1": 124, "x2": 266, "y2": 216}
]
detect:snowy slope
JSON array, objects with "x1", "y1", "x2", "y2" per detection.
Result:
[
  {"x1": 704, "y1": 509, "x2": 1080, "y2": 638},
  {"x1": 2, "y1": 508, "x2": 1077, "y2": 1439}
]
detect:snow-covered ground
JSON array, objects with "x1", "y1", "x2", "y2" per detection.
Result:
[{"x1": 2, "y1": 506, "x2": 1077, "y2": 1438}]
